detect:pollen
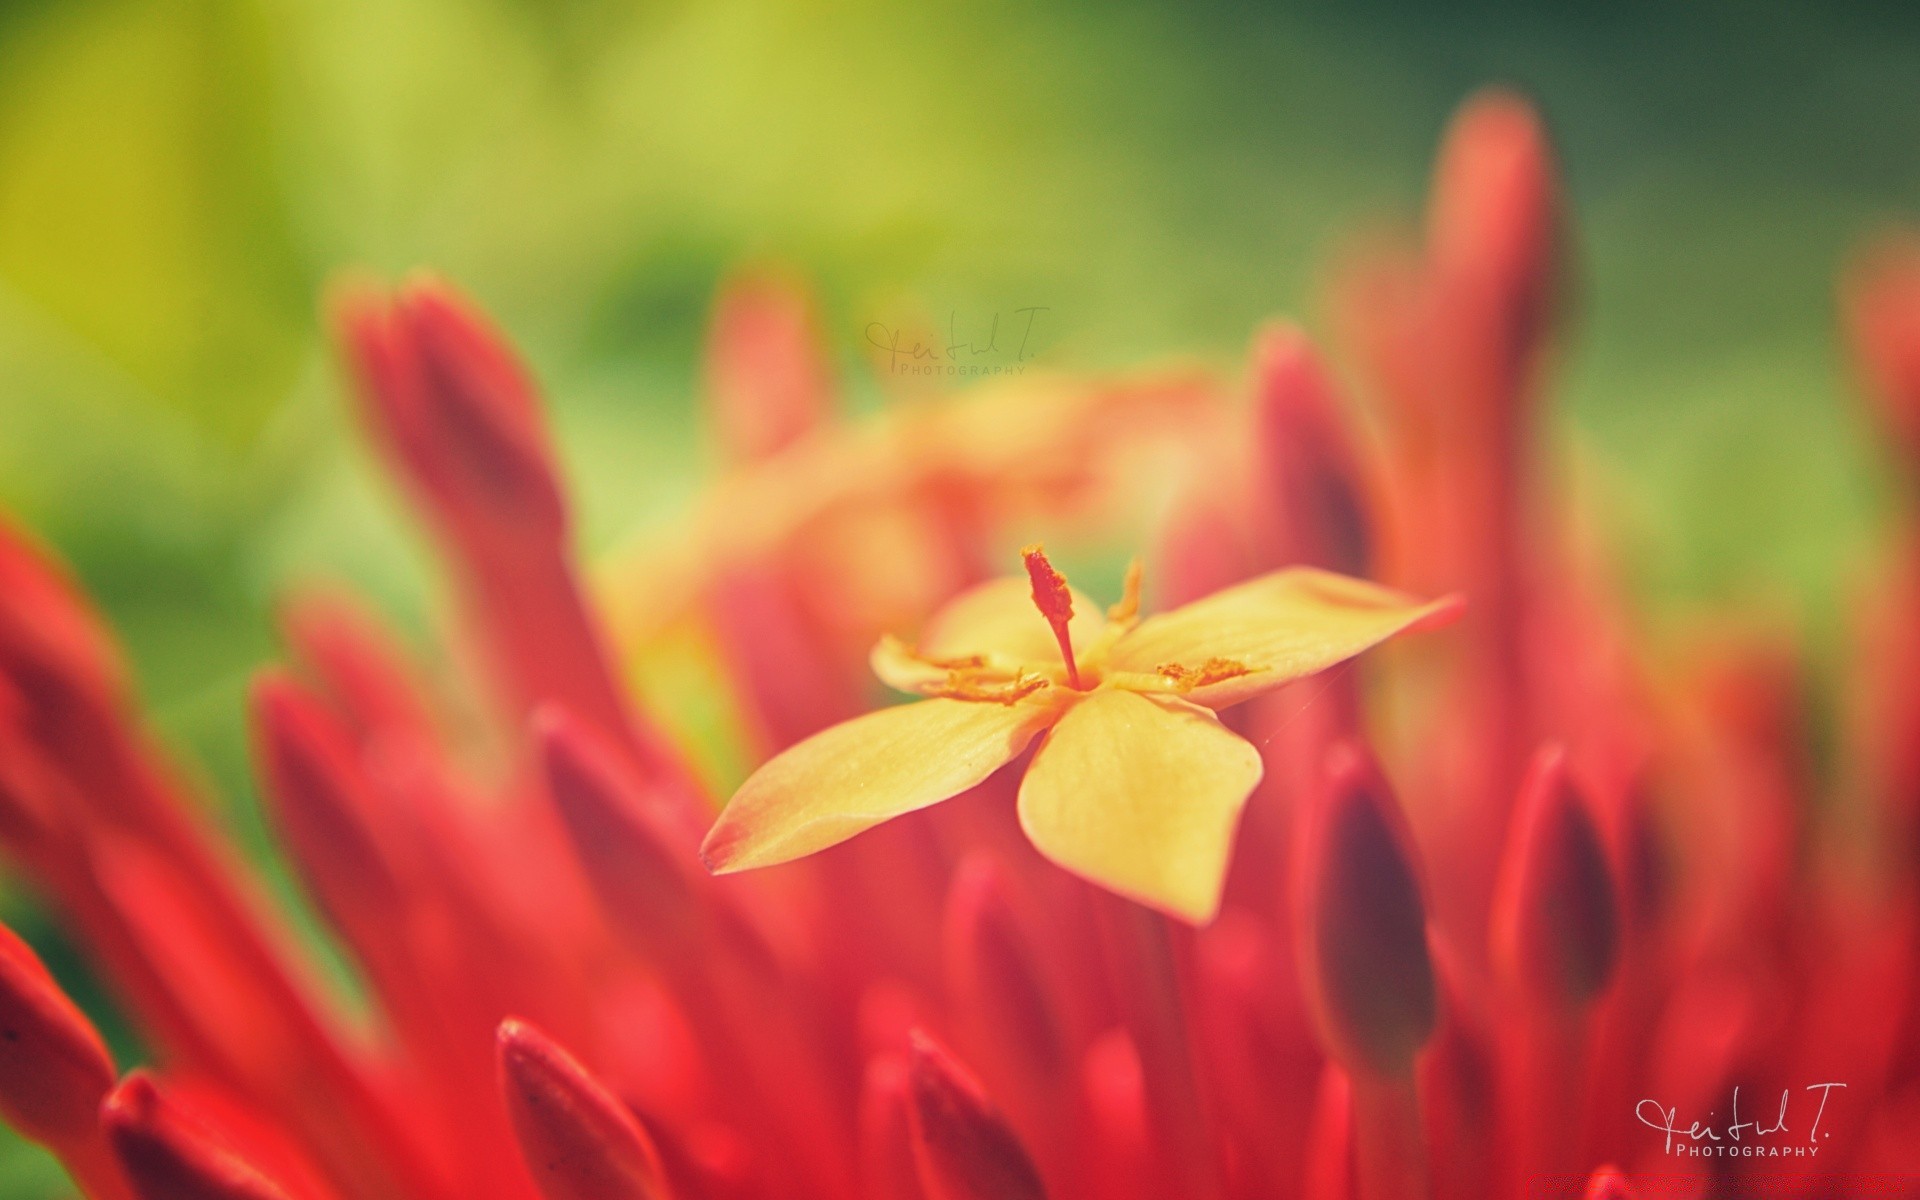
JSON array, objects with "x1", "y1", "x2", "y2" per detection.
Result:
[
  {"x1": 1021, "y1": 544, "x2": 1084, "y2": 688},
  {"x1": 928, "y1": 672, "x2": 1050, "y2": 706},
  {"x1": 1156, "y1": 657, "x2": 1255, "y2": 691}
]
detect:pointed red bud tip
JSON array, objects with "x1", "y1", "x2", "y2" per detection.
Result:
[
  {"x1": 858, "y1": 1055, "x2": 926, "y2": 1200},
  {"x1": 0, "y1": 521, "x2": 124, "y2": 702},
  {"x1": 1250, "y1": 324, "x2": 1374, "y2": 577},
  {"x1": 706, "y1": 270, "x2": 834, "y2": 462},
  {"x1": 534, "y1": 706, "x2": 698, "y2": 925},
  {"x1": 0, "y1": 921, "x2": 116, "y2": 1147},
  {"x1": 1295, "y1": 742, "x2": 1437, "y2": 1078},
  {"x1": 1583, "y1": 1165, "x2": 1636, "y2": 1200},
  {"x1": 332, "y1": 275, "x2": 565, "y2": 537},
  {"x1": 249, "y1": 670, "x2": 405, "y2": 913},
  {"x1": 905, "y1": 1031, "x2": 1048, "y2": 1200},
  {"x1": 1428, "y1": 88, "x2": 1560, "y2": 377},
  {"x1": 276, "y1": 589, "x2": 436, "y2": 747},
  {"x1": 102, "y1": 1073, "x2": 296, "y2": 1200},
  {"x1": 1843, "y1": 233, "x2": 1920, "y2": 468},
  {"x1": 1493, "y1": 746, "x2": 1622, "y2": 1010},
  {"x1": 497, "y1": 1019, "x2": 674, "y2": 1200}
]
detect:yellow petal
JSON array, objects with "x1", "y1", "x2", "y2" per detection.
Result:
[
  {"x1": 703, "y1": 697, "x2": 1060, "y2": 872},
  {"x1": 1016, "y1": 688, "x2": 1263, "y2": 923},
  {"x1": 917, "y1": 577, "x2": 1107, "y2": 670},
  {"x1": 1106, "y1": 568, "x2": 1454, "y2": 709}
]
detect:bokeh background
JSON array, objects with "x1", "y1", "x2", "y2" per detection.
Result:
[{"x1": 2, "y1": 0, "x2": 1918, "y2": 1191}]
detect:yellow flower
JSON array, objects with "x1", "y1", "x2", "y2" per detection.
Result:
[{"x1": 701, "y1": 547, "x2": 1455, "y2": 923}]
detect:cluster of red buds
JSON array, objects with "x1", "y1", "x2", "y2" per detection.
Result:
[{"x1": 2, "y1": 88, "x2": 1919, "y2": 1200}]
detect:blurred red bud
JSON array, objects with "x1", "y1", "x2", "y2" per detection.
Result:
[
  {"x1": 498, "y1": 1019, "x2": 674, "y2": 1200},
  {"x1": 535, "y1": 707, "x2": 705, "y2": 959},
  {"x1": 0, "y1": 920, "x2": 116, "y2": 1148},
  {"x1": 905, "y1": 1031, "x2": 1047, "y2": 1200},
  {"x1": 1428, "y1": 88, "x2": 1560, "y2": 396},
  {"x1": 252, "y1": 671, "x2": 408, "y2": 925},
  {"x1": 102, "y1": 1073, "x2": 297, "y2": 1200},
  {"x1": 1294, "y1": 742, "x2": 1437, "y2": 1078},
  {"x1": 1844, "y1": 233, "x2": 1920, "y2": 469},
  {"x1": 335, "y1": 276, "x2": 565, "y2": 542},
  {"x1": 1250, "y1": 323, "x2": 1374, "y2": 577},
  {"x1": 1493, "y1": 746, "x2": 1621, "y2": 1010},
  {"x1": 706, "y1": 271, "x2": 835, "y2": 462}
]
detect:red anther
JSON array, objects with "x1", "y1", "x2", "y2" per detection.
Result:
[
  {"x1": 1019, "y1": 545, "x2": 1081, "y2": 688},
  {"x1": 1493, "y1": 746, "x2": 1621, "y2": 1010},
  {"x1": 102, "y1": 1073, "x2": 298, "y2": 1200},
  {"x1": 497, "y1": 1019, "x2": 674, "y2": 1200},
  {"x1": 905, "y1": 1031, "x2": 1048, "y2": 1200},
  {"x1": 1294, "y1": 742, "x2": 1437, "y2": 1079}
]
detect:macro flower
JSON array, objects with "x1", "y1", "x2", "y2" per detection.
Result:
[
  {"x1": 604, "y1": 269, "x2": 1223, "y2": 756},
  {"x1": 701, "y1": 547, "x2": 1453, "y2": 922},
  {"x1": 0, "y1": 86, "x2": 1917, "y2": 1200}
]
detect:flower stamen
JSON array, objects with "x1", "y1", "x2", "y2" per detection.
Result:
[
  {"x1": 927, "y1": 672, "x2": 1050, "y2": 705},
  {"x1": 1156, "y1": 657, "x2": 1256, "y2": 691},
  {"x1": 1021, "y1": 544, "x2": 1083, "y2": 688}
]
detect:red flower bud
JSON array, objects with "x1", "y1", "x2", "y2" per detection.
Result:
[
  {"x1": 335, "y1": 276, "x2": 565, "y2": 542},
  {"x1": 1250, "y1": 323, "x2": 1374, "y2": 578},
  {"x1": 1493, "y1": 746, "x2": 1621, "y2": 1009},
  {"x1": 905, "y1": 1031, "x2": 1047, "y2": 1200},
  {"x1": 1294, "y1": 742, "x2": 1437, "y2": 1078},
  {"x1": 535, "y1": 707, "x2": 704, "y2": 960},
  {"x1": 498, "y1": 1019, "x2": 673, "y2": 1200},
  {"x1": 705, "y1": 270, "x2": 834, "y2": 462},
  {"x1": 1844, "y1": 233, "x2": 1920, "y2": 470},
  {"x1": 102, "y1": 1073, "x2": 297, "y2": 1200},
  {"x1": 277, "y1": 590, "x2": 438, "y2": 752},
  {"x1": 858, "y1": 1055, "x2": 926, "y2": 1200},
  {"x1": 1427, "y1": 88, "x2": 1560, "y2": 400},
  {"x1": 251, "y1": 671, "x2": 408, "y2": 927},
  {"x1": 0, "y1": 920, "x2": 116, "y2": 1148}
]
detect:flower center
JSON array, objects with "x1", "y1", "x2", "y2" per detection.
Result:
[{"x1": 1021, "y1": 544, "x2": 1084, "y2": 689}]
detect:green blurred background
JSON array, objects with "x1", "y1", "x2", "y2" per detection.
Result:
[{"x1": 2, "y1": 0, "x2": 1918, "y2": 1191}]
